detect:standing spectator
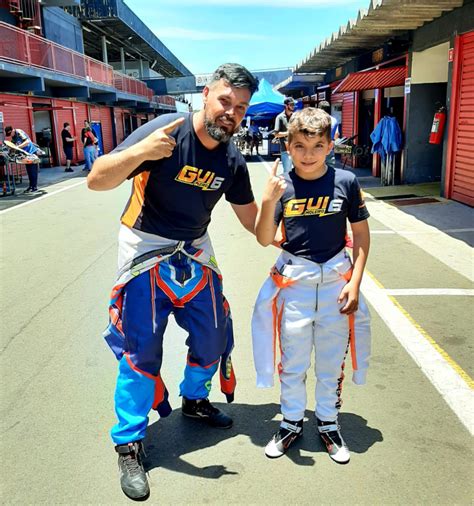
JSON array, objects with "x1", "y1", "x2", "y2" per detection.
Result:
[
  {"x1": 274, "y1": 97, "x2": 295, "y2": 173},
  {"x1": 249, "y1": 120, "x2": 261, "y2": 156},
  {"x1": 318, "y1": 100, "x2": 340, "y2": 168},
  {"x1": 61, "y1": 122, "x2": 75, "y2": 173},
  {"x1": 82, "y1": 122, "x2": 97, "y2": 172},
  {"x1": 4, "y1": 125, "x2": 40, "y2": 193}
]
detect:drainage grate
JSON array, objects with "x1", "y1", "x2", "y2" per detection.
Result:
[
  {"x1": 375, "y1": 194, "x2": 418, "y2": 200},
  {"x1": 389, "y1": 197, "x2": 440, "y2": 206}
]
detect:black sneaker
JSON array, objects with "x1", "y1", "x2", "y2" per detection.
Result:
[
  {"x1": 115, "y1": 441, "x2": 150, "y2": 500},
  {"x1": 64, "y1": 168, "x2": 74, "y2": 172},
  {"x1": 182, "y1": 397, "x2": 233, "y2": 429},
  {"x1": 23, "y1": 187, "x2": 32, "y2": 194},
  {"x1": 265, "y1": 419, "x2": 303, "y2": 458},
  {"x1": 317, "y1": 418, "x2": 350, "y2": 464}
]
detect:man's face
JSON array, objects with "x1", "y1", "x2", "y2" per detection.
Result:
[
  {"x1": 285, "y1": 102, "x2": 295, "y2": 115},
  {"x1": 202, "y1": 79, "x2": 251, "y2": 143}
]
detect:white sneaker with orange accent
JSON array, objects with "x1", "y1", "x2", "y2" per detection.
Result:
[{"x1": 317, "y1": 418, "x2": 350, "y2": 464}]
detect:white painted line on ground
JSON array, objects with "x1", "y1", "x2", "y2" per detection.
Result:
[
  {"x1": 362, "y1": 273, "x2": 474, "y2": 435},
  {"x1": 385, "y1": 288, "x2": 474, "y2": 296},
  {"x1": 258, "y1": 156, "x2": 275, "y2": 175},
  {"x1": 370, "y1": 228, "x2": 474, "y2": 235},
  {"x1": 0, "y1": 179, "x2": 87, "y2": 215}
]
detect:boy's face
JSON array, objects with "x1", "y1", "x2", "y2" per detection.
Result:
[{"x1": 288, "y1": 132, "x2": 333, "y2": 178}]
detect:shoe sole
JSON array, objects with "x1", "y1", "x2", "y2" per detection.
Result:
[{"x1": 181, "y1": 411, "x2": 233, "y2": 429}]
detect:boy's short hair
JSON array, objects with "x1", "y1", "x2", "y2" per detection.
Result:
[
  {"x1": 4, "y1": 126, "x2": 13, "y2": 136},
  {"x1": 288, "y1": 107, "x2": 332, "y2": 144},
  {"x1": 209, "y1": 63, "x2": 259, "y2": 96},
  {"x1": 64, "y1": 122, "x2": 70, "y2": 128}
]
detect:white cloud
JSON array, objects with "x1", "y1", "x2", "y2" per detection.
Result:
[{"x1": 154, "y1": 27, "x2": 269, "y2": 41}]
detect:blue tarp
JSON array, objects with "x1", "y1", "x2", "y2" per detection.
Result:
[
  {"x1": 246, "y1": 78, "x2": 285, "y2": 119},
  {"x1": 370, "y1": 116, "x2": 403, "y2": 160}
]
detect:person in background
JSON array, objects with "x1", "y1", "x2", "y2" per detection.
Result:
[
  {"x1": 249, "y1": 120, "x2": 262, "y2": 156},
  {"x1": 61, "y1": 122, "x2": 75, "y2": 173},
  {"x1": 82, "y1": 122, "x2": 97, "y2": 172},
  {"x1": 4, "y1": 125, "x2": 40, "y2": 193},
  {"x1": 274, "y1": 97, "x2": 295, "y2": 173},
  {"x1": 318, "y1": 100, "x2": 340, "y2": 168}
]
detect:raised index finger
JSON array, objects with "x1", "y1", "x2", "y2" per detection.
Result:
[
  {"x1": 270, "y1": 158, "x2": 280, "y2": 177},
  {"x1": 161, "y1": 117, "x2": 185, "y2": 135}
]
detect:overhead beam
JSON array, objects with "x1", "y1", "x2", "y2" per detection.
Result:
[
  {"x1": 0, "y1": 77, "x2": 45, "y2": 93},
  {"x1": 52, "y1": 86, "x2": 89, "y2": 99}
]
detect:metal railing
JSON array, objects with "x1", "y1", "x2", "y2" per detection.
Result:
[
  {"x1": 0, "y1": 21, "x2": 113, "y2": 85},
  {"x1": 113, "y1": 72, "x2": 153, "y2": 100}
]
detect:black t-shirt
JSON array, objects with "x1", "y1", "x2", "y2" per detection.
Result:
[
  {"x1": 61, "y1": 129, "x2": 73, "y2": 147},
  {"x1": 275, "y1": 167, "x2": 369, "y2": 263},
  {"x1": 114, "y1": 113, "x2": 254, "y2": 240}
]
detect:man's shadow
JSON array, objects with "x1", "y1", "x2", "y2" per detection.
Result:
[{"x1": 144, "y1": 402, "x2": 383, "y2": 478}]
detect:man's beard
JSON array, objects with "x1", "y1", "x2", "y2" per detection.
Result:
[{"x1": 204, "y1": 114, "x2": 236, "y2": 143}]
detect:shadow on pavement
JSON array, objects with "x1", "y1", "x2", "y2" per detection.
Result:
[{"x1": 144, "y1": 402, "x2": 383, "y2": 477}]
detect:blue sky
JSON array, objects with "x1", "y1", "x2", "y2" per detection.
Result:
[{"x1": 125, "y1": 0, "x2": 366, "y2": 75}]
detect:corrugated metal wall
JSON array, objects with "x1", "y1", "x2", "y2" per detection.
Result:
[
  {"x1": 450, "y1": 31, "x2": 474, "y2": 206},
  {"x1": 341, "y1": 92, "x2": 357, "y2": 167}
]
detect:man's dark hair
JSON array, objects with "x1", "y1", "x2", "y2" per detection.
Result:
[
  {"x1": 318, "y1": 100, "x2": 331, "y2": 114},
  {"x1": 63, "y1": 122, "x2": 70, "y2": 128},
  {"x1": 284, "y1": 97, "x2": 295, "y2": 106},
  {"x1": 210, "y1": 63, "x2": 259, "y2": 96},
  {"x1": 4, "y1": 126, "x2": 12, "y2": 136}
]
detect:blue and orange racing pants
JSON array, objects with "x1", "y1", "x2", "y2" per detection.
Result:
[{"x1": 104, "y1": 252, "x2": 236, "y2": 445}]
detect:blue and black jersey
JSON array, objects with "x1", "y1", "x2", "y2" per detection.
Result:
[
  {"x1": 275, "y1": 167, "x2": 369, "y2": 263},
  {"x1": 114, "y1": 113, "x2": 254, "y2": 240}
]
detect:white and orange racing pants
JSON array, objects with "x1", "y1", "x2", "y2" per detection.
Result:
[{"x1": 252, "y1": 249, "x2": 371, "y2": 422}]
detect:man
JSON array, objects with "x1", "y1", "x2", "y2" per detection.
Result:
[
  {"x1": 274, "y1": 97, "x2": 295, "y2": 173},
  {"x1": 61, "y1": 122, "x2": 75, "y2": 172},
  {"x1": 318, "y1": 100, "x2": 340, "y2": 168},
  {"x1": 249, "y1": 120, "x2": 261, "y2": 156},
  {"x1": 4, "y1": 125, "x2": 40, "y2": 193},
  {"x1": 88, "y1": 63, "x2": 259, "y2": 500}
]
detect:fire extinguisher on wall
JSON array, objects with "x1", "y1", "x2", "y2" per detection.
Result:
[{"x1": 429, "y1": 105, "x2": 447, "y2": 145}]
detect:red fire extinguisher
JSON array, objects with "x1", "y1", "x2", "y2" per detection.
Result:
[{"x1": 429, "y1": 106, "x2": 446, "y2": 144}]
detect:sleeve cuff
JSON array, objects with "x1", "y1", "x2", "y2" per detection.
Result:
[
  {"x1": 256, "y1": 373, "x2": 274, "y2": 388},
  {"x1": 352, "y1": 369, "x2": 368, "y2": 385}
]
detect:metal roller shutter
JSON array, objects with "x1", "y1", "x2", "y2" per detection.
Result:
[
  {"x1": 450, "y1": 31, "x2": 474, "y2": 206},
  {"x1": 114, "y1": 109, "x2": 125, "y2": 146},
  {"x1": 341, "y1": 92, "x2": 357, "y2": 167},
  {"x1": 0, "y1": 95, "x2": 33, "y2": 139},
  {"x1": 99, "y1": 106, "x2": 114, "y2": 154}
]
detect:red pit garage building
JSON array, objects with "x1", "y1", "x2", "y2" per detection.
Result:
[
  {"x1": 0, "y1": 0, "x2": 193, "y2": 168},
  {"x1": 283, "y1": 0, "x2": 473, "y2": 206}
]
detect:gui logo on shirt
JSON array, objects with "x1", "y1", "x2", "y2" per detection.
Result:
[
  {"x1": 284, "y1": 196, "x2": 343, "y2": 217},
  {"x1": 175, "y1": 165, "x2": 225, "y2": 191}
]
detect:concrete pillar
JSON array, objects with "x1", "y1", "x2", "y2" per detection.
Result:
[
  {"x1": 120, "y1": 47, "x2": 126, "y2": 73},
  {"x1": 102, "y1": 36, "x2": 108, "y2": 65},
  {"x1": 139, "y1": 59, "x2": 144, "y2": 78}
]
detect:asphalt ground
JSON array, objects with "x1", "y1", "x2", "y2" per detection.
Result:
[{"x1": 0, "y1": 159, "x2": 473, "y2": 505}]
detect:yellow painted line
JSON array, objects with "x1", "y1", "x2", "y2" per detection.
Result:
[{"x1": 366, "y1": 270, "x2": 474, "y2": 390}]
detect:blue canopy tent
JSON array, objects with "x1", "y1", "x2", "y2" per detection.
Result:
[{"x1": 246, "y1": 78, "x2": 285, "y2": 120}]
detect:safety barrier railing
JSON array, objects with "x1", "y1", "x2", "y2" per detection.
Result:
[
  {"x1": 113, "y1": 72, "x2": 154, "y2": 101},
  {"x1": 0, "y1": 21, "x2": 113, "y2": 86}
]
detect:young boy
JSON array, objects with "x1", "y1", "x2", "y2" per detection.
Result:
[{"x1": 252, "y1": 107, "x2": 371, "y2": 464}]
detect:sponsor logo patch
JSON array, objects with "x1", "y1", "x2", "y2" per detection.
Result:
[
  {"x1": 175, "y1": 165, "x2": 225, "y2": 191},
  {"x1": 284, "y1": 197, "x2": 343, "y2": 217}
]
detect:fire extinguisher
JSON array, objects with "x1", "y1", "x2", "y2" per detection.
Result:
[{"x1": 429, "y1": 106, "x2": 446, "y2": 145}]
